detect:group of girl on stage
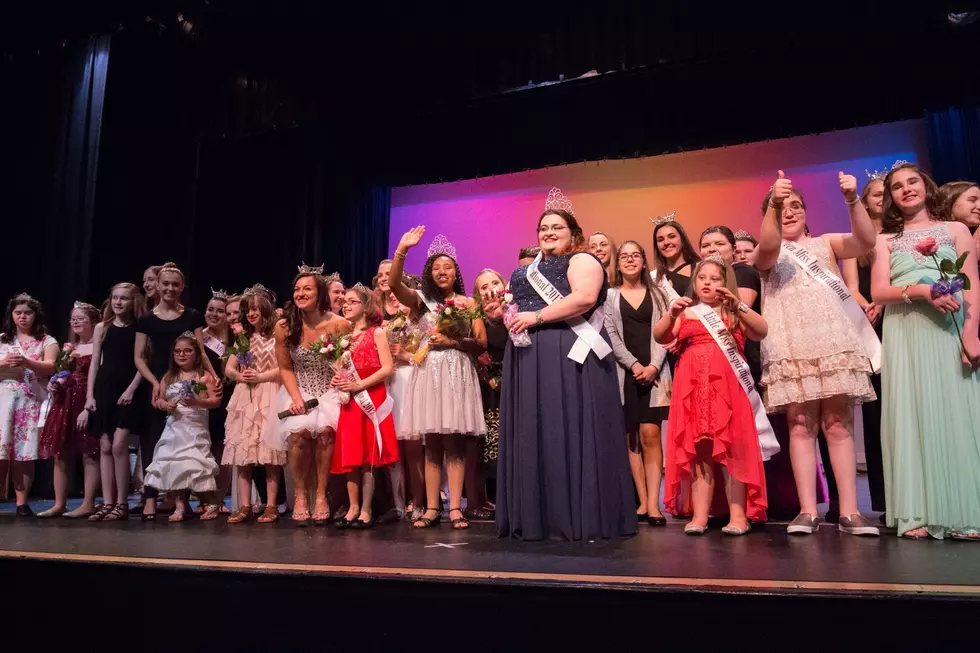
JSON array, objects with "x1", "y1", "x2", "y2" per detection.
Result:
[{"x1": 2, "y1": 161, "x2": 979, "y2": 542}]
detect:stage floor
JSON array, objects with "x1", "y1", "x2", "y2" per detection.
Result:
[{"x1": 1, "y1": 512, "x2": 979, "y2": 598}]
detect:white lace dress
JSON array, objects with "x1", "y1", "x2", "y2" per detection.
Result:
[{"x1": 760, "y1": 237, "x2": 876, "y2": 411}]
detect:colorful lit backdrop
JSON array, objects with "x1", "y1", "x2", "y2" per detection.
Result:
[{"x1": 390, "y1": 119, "x2": 928, "y2": 287}]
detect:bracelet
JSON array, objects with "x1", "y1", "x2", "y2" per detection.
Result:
[
  {"x1": 393, "y1": 251, "x2": 407, "y2": 260},
  {"x1": 534, "y1": 310, "x2": 544, "y2": 325},
  {"x1": 901, "y1": 285, "x2": 912, "y2": 304},
  {"x1": 845, "y1": 196, "x2": 861, "y2": 206}
]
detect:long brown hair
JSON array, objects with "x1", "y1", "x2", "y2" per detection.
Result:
[
  {"x1": 347, "y1": 284, "x2": 383, "y2": 327},
  {"x1": 939, "y1": 180, "x2": 979, "y2": 222},
  {"x1": 537, "y1": 209, "x2": 587, "y2": 255},
  {"x1": 282, "y1": 273, "x2": 331, "y2": 348},
  {"x1": 880, "y1": 163, "x2": 944, "y2": 237},
  {"x1": 613, "y1": 240, "x2": 668, "y2": 313},
  {"x1": 100, "y1": 282, "x2": 147, "y2": 332},
  {"x1": 652, "y1": 220, "x2": 700, "y2": 277},
  {"x1": 161, "y1": 334, "x2": 206, "y2": 387},
  {"x1": 589, "y1": 231, "x2": 618, "y2": 282},
  {"x1": 242, "y1": 291, "x2": 278, "y2": 339}
]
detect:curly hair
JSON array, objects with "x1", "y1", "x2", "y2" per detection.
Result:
[
  {"x1": 537, "y1": 209, "x2": 587, "y2": 255},
  {"x1": 880, "y1": 163, "x2": 944, "y2": 236},
  {"x1": 1, "y1": 295, "x2": 48, "y2": 343},
  {"x1": 421, "y1": 254, "x2": 466, "y2": 305},
  {"x1": 651, "y1": 220, "x2": 700, "y2": 277},
  {"x1": 282, "y1": 273, "x2": 331, "y2": 347}
]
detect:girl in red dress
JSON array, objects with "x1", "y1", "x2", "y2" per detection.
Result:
[
  {"x1": 654, "y1": 257, "x2": 769, "y2": 535},
  {"x1": 331, "y1": 285, "x2": 398, "y2": 529}
]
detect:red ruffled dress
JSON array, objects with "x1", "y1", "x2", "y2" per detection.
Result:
[
  {"x1": 38, "y1": 355, "x2": 99, "y2": 459},
  {"x1": 664, "y1": 316, "x2": 767, "y2": 522},
  {"x1": 331, "y1": 327, "x2": 399, "y2": 473}
]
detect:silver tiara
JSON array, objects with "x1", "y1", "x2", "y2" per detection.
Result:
[
  {"x1": 891, "y1": 159, "x2": 910, "y2": 171},
  {"x1": 210, "y1": 288, "x2": 229, "y2": 301},
  {"x1": 650, "y1": 211, "x2": 677, "y2": 226},
  {"x1": 73, "y1": 301, "x2": 97, "y2": 311},
  {"x1": 178, "y1": 330, "x2": 196, "y2": 340},
  {"x1": 14, "y1": 292, "x2": 34, "y2": 301},
  {"x1": 323, "y1": 272, "x2": 343, "y2": 286},
  {"x1": 297, "y1": 262, "x2": 324, "y2": 276},
  {"x1": 865, "y1": 167, "x2": 889, "y2": 181},
  {"x1": 242, "y1": 283, "x2": 272, "y2": 299},
  {"x1": 703, "y1": 254, "x2": 727, "y2": 267},
  {"x1": 544, "y1": 187, "x2": 575, "y2": 215},
  {"x1": 733, "y1": 229, "x2": 752, "y2": 240},
  {"x1": 427, "y1": 234, "x2": 457, "y2": 260}
]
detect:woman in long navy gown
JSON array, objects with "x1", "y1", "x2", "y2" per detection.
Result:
[{"x1": 497, "y1": 207, "x2": 637, "y2": 541}]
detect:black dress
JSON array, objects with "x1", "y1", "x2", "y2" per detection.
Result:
[
  {"x1": 90, "y1": 323, "x2": 148, "y2": 435},
  {"x1": 620, "y1": 291, "x2": 668, "y2": 425},
  {"x1": 203, "y1": 336, "x2": 232, "y2": 462},
  {"x1": 856, "y1": 261, "x2": 885, "y2": 512},
  {"x1": 480, "y1": 320, "x2": 507, "y2": 470},
  {"x1": 497, "y1": 253, "x2": 636, "y2": 541}
]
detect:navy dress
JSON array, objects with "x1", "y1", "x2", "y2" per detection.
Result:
[{"x1": 497, "y1": 253, "x2": 637, "y2": 541}]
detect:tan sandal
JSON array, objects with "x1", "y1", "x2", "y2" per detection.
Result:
[
  {"x1": 257, "y1": 505, "x2": 279, "y2": 523},
  {"x1": 227, "y1": 506, "x2": 253, "y2": 524}
]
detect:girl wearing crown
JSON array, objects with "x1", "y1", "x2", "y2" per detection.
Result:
[
  {"x1": 86, "y1": 282, "x2": 147, "y2": 522},
  {"x1": 655, "y1": 257, "x2": 770, "y2": 534},
  {"x1": 143, "y1": 333, "x2": 222, "y2": 520},
  {"x1": 757, "y1": 170, "x2": 880, "y2": 536},
  {"x1": 603, "y1": 240, "x2": 672, "y2": 526},
  {"x1": 652, "y1": 215, "x2": 701, "y2": 298},
  {"x1": 37, "y1": 301, "x2": 103, "y2": 518},
  {"x1": 734, "y1": 231, "x2": 759, "y2": 267},
  {"x1": 134, "y1": 264, "x2": 217, "y2": 519},
  {"x1": 389, "y1": 230, "x2": 487, "y2": 530},
  {"x1": 871, "y1": 162, "x2": 980, "y2": 540},
  {"x1": 263, "y1": 266, "x2": 351, "y2": 526},
  {"x1": 498, "y1": 190, "x2": 636, "y2": 541},
  {"x1": 0, "y1": 294, "x2": 59, "y2": 516},
  {"x1": 199, "y1": 289, "x2": 234, "y2": 514},
  {"x1": 223, "y1": 285, "x2": 286, "y2": 524},
  {"x1": 330, "y1": 285, "x2": 397, "y2": 528}
]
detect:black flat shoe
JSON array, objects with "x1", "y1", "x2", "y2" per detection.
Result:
[
  {"x1": 141, "y1": 512, "x2": 157, "y2": 522},
  {"x1": 351, "y1": 516, "x2": 375, "y2": 530},
  {"x1": 334, "y1": 516, "x2": 353, "y2": 530},
  {"x1": 646, "y1": 515, "x2": 667, "y2": 526},
  {"x1": 16, "y1": 504, "x2": 33, "y2": 517}
]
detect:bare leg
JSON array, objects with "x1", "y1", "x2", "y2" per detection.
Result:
[
  {"x1": 344, "y1": 470, "x2": 361, "y2": 522},
  {"x1": 50, "y1": 454, "x2": 69, "y2": 512},
  {"x1": 464, "y1": 436, "x2": 487, "y2": 512},
  {"x1": 290, "y1": 434, "x2": 312, "y2": 516},
  {"x1": 627, "y1": 426, "x2": 648, "y2": 515},
  {"x1": 99, "y1": 435, "x2": 116, "y2": 506},
  {"x1": 445, "y1": 434, "x2": 467, "y2": 528},
  {"x1": 721, "y1": 467, "x2": 749, "y2": 529},
  {"x1": 786, "y1": 401, "x2": 821, "y2": 516},
  {"x1": 820, "y1": 395, "x2": 859, "y2": 517},
  {"x1": 214, "y1": 465, "x2": 232, "y2": 511},
  {"x1": 111, "y1": 429, "x2": 130, "y2": 508},
  {"x1": 11, "y1": 460, "x2": 35, "y2": 507},
  {"x1": 388, "y1": 461, "x2": 405, "y2": 517},
  {"x1": 414, "y1": 436, "x2": 444, "y2": 527},
  {"x1": 359, "y1": 468, "x2": 376, "y2": 522},
  {"x1": 264, "y1": 465, "x2": 281, "y2": 510},
  {"x1": 236, "y1": 466, "x2": 254, "y2": 511},
  {"x1": 313, "y1": 433, "x2": 334, "y2": 517},
  {"x1": 80, "y1": 454, "x2": 99, "y2": 511},
  {"x1": 690, "y1": 443, "x2": 714, "y2": 528},
  {"x1": 404, "y1": 439, "x2": 425, "y2": 514},
  {"x1": 639, "y1": 422, "x2": 664, "y2": 518}
]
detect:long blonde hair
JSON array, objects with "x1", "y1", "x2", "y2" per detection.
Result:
[
  {"x1": 691, "y1": 257, "x2": 740, "y2": 329},
  {"x1": 100, "y1": 282, "x2": 147, "y2": 341}
]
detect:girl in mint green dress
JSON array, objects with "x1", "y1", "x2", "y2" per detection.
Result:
[{"x1": 871, "y1": 163, "x2": 980, "y2": 541}]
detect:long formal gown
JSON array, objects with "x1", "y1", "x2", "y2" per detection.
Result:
[
  {"x1": 497, "y1": 253, "x2": 637, "y2": 541},
  {"x1": 882, "y1": 224, "x2": 980, "y2": 538},
  {"x1": 37, "y1": 353, "x2": 99, "y2": 459},
  {"x1": 222, "y1": 333, "x2": 285, "y2": 466},
  {"x1": 143, "y1": 380, "x2": 219, "y2": 493},
  {"x1": 663, "y1": 317, "x2": 767, "y2": 522}
]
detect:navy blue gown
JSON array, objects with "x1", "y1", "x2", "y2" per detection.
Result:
[{"x1": 496, "y1": 253, "x2": 637, "y2": 541}]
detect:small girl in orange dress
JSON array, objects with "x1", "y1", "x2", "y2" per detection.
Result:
[
  {"x1": 331, "y1": 285, "x2": 398, "y2": 529},
  {"x1": 654, "y1": 257, "x2": 769, "y2": 535}
]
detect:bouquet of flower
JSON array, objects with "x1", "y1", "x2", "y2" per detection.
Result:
[
  {"x1": 53, "y1": 342, "x2": 75, "y2": 374},
  {"x1": 497, "y1": 286, "x2": 531, "y2": 348},
  {"x1": 414, "y1": 297, "x2": 484, "y2": 365},
  {"x1": 226, "y1": 332, "x2": 255, "y2": 399},
  {"x1": 915, "y1": 236, "x2": 972, "y2": 359},
  {"x1": 177, "y1": 379, "x2": 208, "y2": 401},
  {"x1": 385, "y1": 311, "x2": 410, "y2": 345},
  {"x1": 310, "y1": 334, "x2": 353, "y2": 404}
]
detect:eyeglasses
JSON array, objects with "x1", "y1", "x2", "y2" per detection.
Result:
[
  {"x1": 174, "y1": 348, "x2": 195, "y2": 355},
  {"x1": 537, "y1": 225, "x2": 569, "y2": 234},
  {"x1": 618, "y1": 253, "x2": 644, "y2": 262},
  {"x1": 784, "y1": 202, "x2": 805, "y2": 213}
]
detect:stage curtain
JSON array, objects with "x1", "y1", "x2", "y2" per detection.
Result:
[{"x1": 925, "y1": 106, "x2": 980, "y2": 185}]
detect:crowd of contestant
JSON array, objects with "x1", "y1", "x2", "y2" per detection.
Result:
[{"x1": 1, "y1": 161, "x2": 979, "y2": 542}]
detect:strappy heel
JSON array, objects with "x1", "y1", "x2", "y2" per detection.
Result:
[
  {"x1": 102, "y1": 504, "x2": 129, "y2": 522},
  {"x1": 228, "y1": 506, "x2": 253, "y2": 524},
  {"x1": 88, "y1": 504, "x2": 115, "y2": 522},
  {"x1": 449, "y1": 508, "x2": 469, "y2": 530},
  {"x1": 256, "y1": 505, "x2": 279, "y2": 524},
  {"x1": 412, "y1": 509, "x2": 442, "y2": 529}
]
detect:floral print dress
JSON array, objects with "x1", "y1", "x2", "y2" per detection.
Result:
[{"x1": 0, "y1": 334, "x2": 58, "y2": 461}]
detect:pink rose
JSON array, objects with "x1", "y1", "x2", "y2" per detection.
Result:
[
  {"x1": 62, "y1": 343, "x2": 74, "y2": 353},
  {"x1": 230, "y1": 322, "x2": 244, "y2": 335},
  {"x1": 914, "y1": 236, "x2": 938, "y2": 257}
]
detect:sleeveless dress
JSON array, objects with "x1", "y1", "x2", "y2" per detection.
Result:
[
  {"x1": 143, "y1": 380, "x2": 219, "y2": 493},
  {"x1": 401, "y1": 300, "x2": 486, "y2": 438},
  {"x1": 223, "y1": 333, "x2": 285, "y2": 466},
  {"x1": 882, "y1": 224, "x2": 980, "y2": 538},
  {"x1": 620, "y1": 291, "x2": 669, "y2": 425},
  {"x1": 386, "y1": 315, "x2": 422, "y2": 440},
  {"x1": 38, "y1": 353, "x2": 99, "y2": 458},
  {"x1": 0, "y1": 334, "x2": 57, "y2": 461},
  {"x1": 760, "y1": 237, "x2": 876, "y2": 410},
  {"x1": 497, "y1": 253, "x2": 636, "y2": 541},
  {"x1": 262, "y1": 344, "x2": 341, "y2": 450},
  {"x1": 479, "y1": 320, "x2": 507, "y2": 466},
  {"x1": 331, "y1": 327, "x2": 399, "y2": 473},
  {"x1": 203, "y1": 332, "x2": 232, "y2": 459},
  {"x1": 663, "y1": 317, "x2": 768, "y2": 522},
  {"x1": 90, "y1": 323, "x2": 147, "y2": 435}
]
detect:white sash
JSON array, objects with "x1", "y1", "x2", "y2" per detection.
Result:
[
  {"x1": 203, "y1": 333, "x2": 225, "y2": 358},
  {"x1": 781, "y1": 240, "x2": 881, "y2": 373},
  {"x1": 415, "y1": 289, "x2": 440, "y2": 314},
  {"x1": 689, "y1": 304, "x2": 780, "y2": 461},
  {"x1": 526, "y1": 253, "x2": 612, "y2": 364},
  {"x1": 652, "y1": 270, "x2": 680, "y2": 303},
  {"x1": 342, "y1": 349, "x2": 393, "y2": 460}
]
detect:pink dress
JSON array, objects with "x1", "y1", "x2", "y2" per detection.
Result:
[
  {"x1": 0, "y1": 334, "x2": 58, "y2": 461},
  {"x1": 38, "y1": 354, "x2": 99, "y2": 458},
  {"x1": 222, "y1": 333, "x2": 286, "y2": 466}
]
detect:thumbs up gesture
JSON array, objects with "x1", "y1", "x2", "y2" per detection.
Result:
[
  {"x1": 770, "y1": 170, "x2": 793, "y2": 205},
  {"x1": 838, "y1": 171, "x2": 858, "y2": 203}
]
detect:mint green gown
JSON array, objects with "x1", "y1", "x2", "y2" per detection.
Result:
[{"x1": 882, "y1": 223, "x2": 980, "y2": 539}]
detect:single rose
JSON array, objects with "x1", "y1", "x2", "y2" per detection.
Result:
[
  {"x1": 914, "y1": 236, "x2": 938, "y2": 257},
  {"x1": 504, "y1": 292, "x2": 513, "y2": 304},
  {"x1": 231, "y1": 323, "x2": 244, "y2": 335},
  {"x1": 62, "y1": 343, "x2": 74, "y2": 353}
]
